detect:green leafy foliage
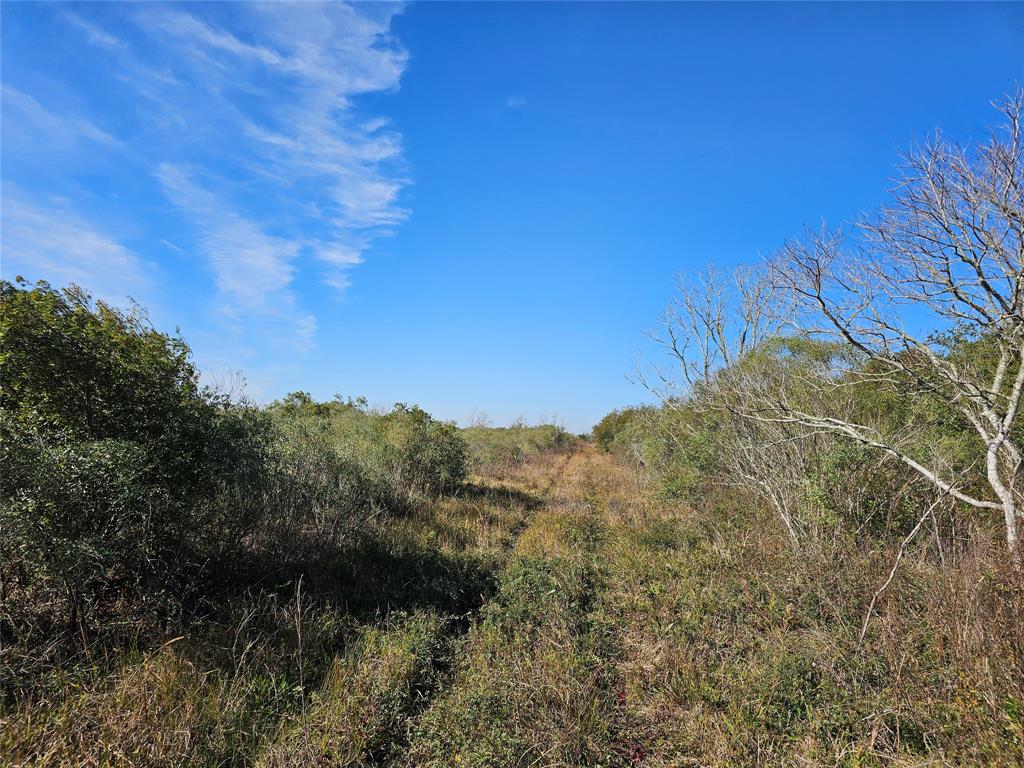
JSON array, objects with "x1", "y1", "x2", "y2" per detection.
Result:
[
  {"x1": 462, "y1": 423, "x2": 575, "y2": 472},
  {"x1": 1, "y1": 279, "x2": 252, "y2": 643},
  {"x1": 3, "y1": 275, "x2": 1020, "y2": 766},
  {"x1": 0, "y1": 280, "x2": 469, "y2": 680}
]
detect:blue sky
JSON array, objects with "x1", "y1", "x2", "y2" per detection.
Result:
[{"x1": 2, "y1": 2, "x2": 1022, "y2": 432}]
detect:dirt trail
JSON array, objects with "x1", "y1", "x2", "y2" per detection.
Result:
[
  {"x1": 394, "y1": 445, "x2": 657, "y2": 767},
  {"x1": 248, "y1": 445, "x2": 674, "y2": 767}
]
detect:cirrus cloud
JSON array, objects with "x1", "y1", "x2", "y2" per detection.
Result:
[{"x1": 4, "y1": 2, "x2": 411, "y2": 360}]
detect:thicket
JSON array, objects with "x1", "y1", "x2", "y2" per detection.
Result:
[
  {"x1": 598, "y1": 339, "x2": 1010, "y2": 547},
  {"x1": 461, "y1": 422, "x2": 575, "y2": 474},
  {"x1": 592, "y1": 345, "x2": 1023, "y2": 762},
  {"x1": 587, "y1": 93, "x2": 1024, "y2": 762},
  {"x1": 620, "y1": 93, "x2": 1023, "y2": 557},
  {"x1": 0, "y1": 278, "x2": 469, "y2": 699}
]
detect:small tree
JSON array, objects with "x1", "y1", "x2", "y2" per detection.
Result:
[
  {"x1": 644, "y1": 265, "x2": 845, "y2": 548},
  {"x1": 768, "y1": 93, "x2": 1023, "y2": 557}
]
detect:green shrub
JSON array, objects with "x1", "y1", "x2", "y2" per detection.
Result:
[
  {"x1": 591, "y1": 406, "x2": 650, "y2": 453},
  {"x1": 1, "y1": 279, "x2": 245, "y2": 646},
  {"x1": 462, "y1": 423, "x2": 573, "y2": 471},
  {"x1": 267, "y1": 395, "x2": 469, "y2": 505},
  {"x1": 0, "y1": 281, "x2": 469, "y2": 671},
  {"x1": 379, "y1": 404, "x2": 468, "y2": 497}
]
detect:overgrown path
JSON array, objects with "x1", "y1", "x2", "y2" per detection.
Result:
[
  {"x1": 255, "y1": 445, "x2": 650, "y2": 767},
  {"x1": 251, "y1": 447, "x2": 583, "y2": 767},
  {"x1": 394, "y1": 445, "x2": 654, "y2": 767},
  {"x1": 426, "y1": 445, "x2": 1024, "y2": 767},
  {"x1": 23, "y1": 444, "x2": 993, "y2": 767}
]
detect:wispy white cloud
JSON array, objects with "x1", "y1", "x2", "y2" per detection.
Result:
[
  {"x1": 506, "y1": 96, "x2": 527, "y2": 109},
  {"x1": 131, "y1": 2, "x2": 410, "y2": 297},
  {"x1": 7, "y1": 2, "x2": 408, "y2": 363},
  {"x1": 155, "y1": 163, "x2": 315, "y2": 346},
  {"x1": 0, "y1": 188, "x2": 151, "y2": 305},
  {"x1": 62, "y1": 12, "x2": 124, "y2": 49},
  {"x1": 1, "y1": 85, "x2": 119, "y2": 147}
]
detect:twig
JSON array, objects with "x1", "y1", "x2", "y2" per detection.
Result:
[
  {"x1": 859, "y1": 493, "x2": 946, "y2": 644},
  {"x1": 294, "y1": 575, "x2": 305, "y2": 707}
]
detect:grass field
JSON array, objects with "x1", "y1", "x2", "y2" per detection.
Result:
[{"x1": 4, "y1": 442, "x2": 1020, "y2": 767}]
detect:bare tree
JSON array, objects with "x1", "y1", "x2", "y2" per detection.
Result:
[
  {"x1": 648, "y1": 264, "x2": 788, "y2": 395},
  {"x1": 768, "y1": 92, "x2": 1023, "y2": 557},
  {"x1": 643, "y1": 265, "x2": 852, "y2": 549},
  {"x1": 714, "y1": 379, "x2": 844, "y2": 549}
]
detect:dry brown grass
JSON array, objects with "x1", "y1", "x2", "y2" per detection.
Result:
[{"x1": 3, "y1": 444, "x2": 1020, "y2": 767}]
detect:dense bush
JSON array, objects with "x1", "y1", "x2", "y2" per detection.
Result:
[
  {"x1": 0, "y1": 279, "x2": 469, "y2": 682},
  {"x1": 267, "y1": 394, "x2": 468, "y2": 503},
  {"x1": 379, "y1": 404, "x2": 469, "y2": 497},
  {"x1": 599, "y1": 334, "x2": 1006, "y2": 551},
  {"x1": 462, "y1": 423, "x2": 574, "y2": 472},
  {"x1": 1, "y1": 279, "x2": 255, "y2": 645},
  {"x1": 591, "y1": 406, "x2": 649, "y2": 453}
]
